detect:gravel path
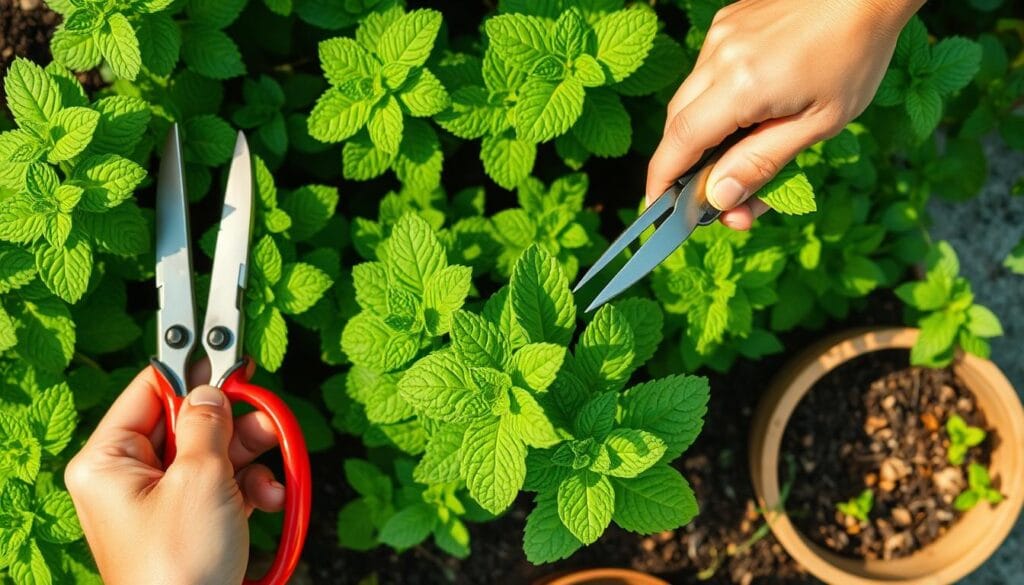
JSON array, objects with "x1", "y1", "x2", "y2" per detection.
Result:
[{"x1": 928, "y1": 137, "x2": 1023, "y2": 584}]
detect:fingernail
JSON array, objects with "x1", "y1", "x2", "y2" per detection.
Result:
[
  {"x1": 269, "y1": 480, "x2": 285, "y2": 492},
  {"x1": 709, "y1": 177, "x2": 747, "y2": 210},
  {"x1": 189, "y1": 386, "x2": 224, "y2": 407}
]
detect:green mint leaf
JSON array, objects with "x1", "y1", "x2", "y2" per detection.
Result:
[
  {"x1": 399, "y1": 69, "x2": 450, "y2": 117},
  {"x1": 514, "y1": 76, "x2": 585, "y2": 143},
  {"x1": 398, "y1": 352, "x2": 491, "y2": 422},
  {"x1": 434, "y1": 517, "x2": 471, "y2": 559},
  {"x1": 336, "y1": 500, "x2": 379, "y2": 551},
  {"x1": 393, "y1": 119, "x2": 444, "y2": 190},
  {"x1": 187, "y1": 0, "x2": 247, "y2": 28},
  {"x1": 0, "y1": 244, "x2": 36, "y2": 294},
  {"x1": 0, "y1": 305, "x2": 16, "y2": 352},
  {"x1": 351, "y1": 261, "x2": 388, "y2": 314},
  {"x1": 927, "y1": 241, "x2": 961, "y2": 280},
  {"x1": 571, "y1": 54, "x2": 605, "y2": 87},
  {"x1": 14, "y1": 296, "x2": 75, "y2": 372},
  {"x1": 461, "y1": 415, "x2": 526, "y2": 514},
  {"x1": 367, "y1": 96, "x2": 404, "y2": 154},
  {"x1": 245, "y1": 306, "x2": 288, "y2": 372},
  {"x1": 33, "y1": 490, "x2": 82, "y2": 544},
  {"x1": 928, "y1": 37, "x2": 982, "y2": 95},
  {"x1": 308, "y1": 88, "x2": 374, "y2": 143},
  {"x1": 614, "y1": 34, "x2": 686, "y2": 96},
  {"x1": 574, "y1": 391, "x2": 617, "y2": 441},
  {"x1": 612, "y1": 465, "x2": 698, "y2": 533},
  {"x1": 379, "y1": 503, "x2": 436, "y2": 549},
  {"x1": 275, "y1": 263, "x2": 333, "y2": 315},
  {"x1": 414, "y1": 424, "x2": 465, "y2": 484},
  {"x1": 89, "y1": 95, "x2": 151, "y2": 157},
  {"x1": 10, "y1": 539, "x2": 50, "y2": 585},
  {"x1": 510, "y1": 342, "x2": 565, "y2": 392},
  {"x1": 484, "y1": 14, "x2": 552, "y2": 70},
  {"x1": 341, "y1": 313, "x2": 419, "y2": 372},
  {"x1": 837, "y1": 255, "x2": 885, "y2": 296},
  {"x1": 895, "y1": 278, "x2": 949, "y2": 311},
  {"x1": 510, "y1": 246, "x2": 576, "y2": 346},
  {"x1": 76, "y1": 201, "x2": 149, "y2": 257},
  {"x1": 436, "y1": 86, "x2": 501, "y2": 140},
  {"x1": 451, "y1": 310, "x2": 509, "y2": 370},
  {"x1": 481, "y1": 133, "x2": 536, "y2": 190},
  {"x1": 572, "y1": 88, "x2": 630, "y2": 157},
  {"x1": 384, "y1": 286, "x2": 420, "y2": 331},
  {"x1": 590, "y1": 429, "x2": 666, "y2": 478},
  {"x1": 619, "y1": 375, "x2": 709, "y2": 461},
  {"x1": 181, "y1": 23, "x2": 245, "y2": 79},
  {"x1": 0, "y1": 194, "x2": 47, "y2": 244},
  {"x1": 423, "y1": 265, "x2": 472, "y2": 336},
  {"x1": 319, "y1": 37, "x2": 375, "y2": 86},
  {"x1": 281, "y1": 185, "x2": 338, "y2": 241},
  {"x1": 252, "y1": 235, "x2": 283, "y2": 285},
  {"x1": 98, "y1": 13, "x2": 142, "y2": 80},
  {"x1": 343, "y1": 132, "x2": 394, "y2": 181},
  {"x1": 484, "y1": 285, "x2": 529, "y2": 349},
  {"x1": 613, "y1": 298, "x2": 664, "y2": 368},
  {"x1": 378, "y1": 9, "x2": 442, "y2": 69},
  {"x1": 593, "y1": 8, "x2": 657, "y2": 83},
  {"x1": 183, "y1": 115, "x2": 236, "y2": 166},
  {"x1": 71, "y1": 154, "x2": 146, "y2": 211},
  {"x1": 508, "y1": 386, "x2": 560, "y2": 448},
  {"x1": 523, "y1": 492, "x2": 582, "y2": 564},
  {"x1": 912, "y1": 310, "x2": 961, "y2": 367},
  {"x1": 35, "y1": 233, "x2": 93, "y2": 303},
  {"x1": 29, "y1": 383, "x2": 77, "y2": 456},
  {"x1": 1004, "y1": 240, "x2": 1024, "y2": 275},
  {"x1": 576, "y1": 304, "x2": 636, "y2": 392},
  {"x1": 756, "y1": 162, "x2": 815, "y2": 214},
  {"x1": 905, "y1": 84, "x2": 943, "y2": 138},
  {"x1": 355, "y1": 6, "x2": 405, "y2": 53},
  {"x1": 703, "y1": 240, "x2": 734, "y2": 281},
  {"x1": 0, "y1": 414, "x2": 43, "y2": 485},
  {"x1": 966, "y1": 304, "x2": 1002, "y2": 338},
  {"x1": 136, "y1": 13, "x2": 181, "y2": 77},
  {"x1": 51, "y1": 29, "x2": 102, "y2": 72},
  {"x1": 46, "y1": 106, "x2": 98, "y2": 163},
  {"x1": 385, "y1": 213, "x2": 446, "y2": 296},
  {"x1": 557, "y1": 469, "x2": 613, "y2": 544},
  {"x1": 4, "y1": 59, "x2": 61, "y2": 134},
  {"x1": 348, "y1": 366, "x2": 414, "y2": 425}
]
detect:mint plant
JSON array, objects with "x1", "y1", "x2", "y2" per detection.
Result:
[
  {"x1": 946, "y1": 414, "x2": 986, "y2": 466},
  {"x1": 953, "y1": 463, "x2": 1004, "y2": 511},
  {"x1": 309, "y1": 7, "x2": 450, "y2": 191},
  {"x1": 836, "y1": 489, "x2": 873, "y2": 523},
  {"x1": 896, "y1": 241, "x2": 1003, "y2": 367},
  {"x1": 874, "y1": 16, "x2": 982, "y2": 141}
]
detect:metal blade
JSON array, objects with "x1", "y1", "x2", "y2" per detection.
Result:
[
  {"x1": 584, "y1": 179, "x2": 705, "y2": 312},
  {"x1": 573, "y1": 187, "x2": 676, "y2": 293},
  {"x1": 202, "y1": 132, "x2": 254, "y2": 386},
  {"x1": 155, "y1": 124, "x2": 195, "y2": 397}
]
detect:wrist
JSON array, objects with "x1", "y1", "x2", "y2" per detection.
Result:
[{"x1": 860, "y1": 0, "x2": 927, "y2": 38}]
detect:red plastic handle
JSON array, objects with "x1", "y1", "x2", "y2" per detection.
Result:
[{"x1": 153, "y1": 364, "x2": 312, "y2": 585}]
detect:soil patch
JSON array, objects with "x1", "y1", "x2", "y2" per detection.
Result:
[{"x1": 782, "y1": 350, "x2": 993, "y2": 560}]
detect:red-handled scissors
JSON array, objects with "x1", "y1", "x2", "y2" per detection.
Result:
[{"x1": 151, "y1": 124, "x2": 311, "y2": 585}]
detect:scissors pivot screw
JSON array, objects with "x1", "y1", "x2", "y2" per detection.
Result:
[
  {"x1": 206, "y1": 326, "x2": 232, "y2": 350},
  {"x1": 164, "y1": 325, "x2": 189, "y2": 349}
]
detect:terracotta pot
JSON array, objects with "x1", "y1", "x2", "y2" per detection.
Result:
[
  {"x1": 536, "y1": 568, "x2": 668, "y2": 585},
  {"x1": 749, "y1": 327, "x2": 1024, "y2": 585}
]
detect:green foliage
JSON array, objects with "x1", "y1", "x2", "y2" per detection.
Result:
[
  {"x1": 835, "y1": 488, "x2": 873, "y2": 523},
  {"x1": 945, "y1": 414, "x2": 986, "y2": 465},
  {"x1": 875, "y1": 16, "x2": 982, "y2": 140},
  {"x1": 895, "y1": 241, "x2": 1003, "y2": 367},
  {"x1": 953, "y1": 463, "x2": 1003, "y2": 511}
]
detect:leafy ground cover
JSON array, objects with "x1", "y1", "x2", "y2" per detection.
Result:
[{"x1": 0, "y1": 0, "x2": 1022, "y2": 583}]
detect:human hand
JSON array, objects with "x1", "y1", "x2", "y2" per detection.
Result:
[
  {"x1": 647, "y1": 0, "x2": 925, "y2": 229},
  {"x1": 65, "y1": 363, "x2": 285, "y2": 585}
]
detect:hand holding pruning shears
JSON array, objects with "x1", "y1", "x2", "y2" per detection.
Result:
[{"x1": 66, "y1": 126, "x2": 310, "y2": 585}]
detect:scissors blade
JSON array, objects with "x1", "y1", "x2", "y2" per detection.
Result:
[
  {"x1": 202, "y1": 131, "x2": 254, "y2": 386},
  {"x1": 573, "y1": 187, "x2": 675, "y2": 293},
  {"x1": 584, "y1": 176, "x2": 711, "y2": 312},
  {"x1": 155, "y1": 124, "x2": 195, "y2": 397}
]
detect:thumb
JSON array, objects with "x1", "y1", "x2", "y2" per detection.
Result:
[
  {"x1": 173, "y1": 385, "x2": 233, "y2": 463},
  {"x1": 705, "y1": 114, "x2": 830, "y2": 212}
]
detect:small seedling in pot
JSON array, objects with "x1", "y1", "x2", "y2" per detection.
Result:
[
  {"x1": 945, "y1": 414, "x2": 986, "y2": 466},
  {"x1": 954, "y1": 463, "x2": 1003, "y2": 511},
  {"x1": 836, "y1": 489, "x2": 874, "y2": 523}
]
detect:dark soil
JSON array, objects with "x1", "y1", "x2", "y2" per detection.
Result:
[{"x1": 782, "y1": 350, "x2": 993, "y2": 561}]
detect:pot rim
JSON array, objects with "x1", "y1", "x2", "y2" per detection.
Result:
[
  {"x1": 749, "y1": 327, "x2": 1024, "y2": 585},
  {"x1": 536, "y1": 567, "x2": 669, "y2": 585}
]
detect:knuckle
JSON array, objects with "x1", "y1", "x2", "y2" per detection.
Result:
[
  {"x1": 63, "y1": 455, "x2": 90, "y2": 494},
  {"x1": 742, "y1": 149, "x2": 781, "y2": 183},
  {"x1": 181, "y1": 408, "x2": 227, "y2": 430},
  {"x1": 171, "y1": 454, "x2": 232, "y2": 481},
  {"x1": 666, "y1": 112, "x2": 695, "y2": 149}
]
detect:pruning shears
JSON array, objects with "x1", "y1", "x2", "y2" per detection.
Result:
[
  {"x1": 151, "y1": 124, "x2": 311, "y2": 585},
  {"x1": 573, "y1": 129, "x2": 750, "y2": 312}
]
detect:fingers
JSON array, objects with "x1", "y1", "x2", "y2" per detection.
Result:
[
  {"x1": 228, "y1": 410, "x2": 279, "y2": 471},
  {"x1": 646, "y1": 85, "x2": 742, "y2": 204},
  {"x1": 171, "y1": 385, "x2": 234, "y2": 466},
  {"x1": 705, "y1": 112, "x2": 834, "y2": 212},
  {"x1": 90, "y1": 367, "x2": 165, "y2": 442},
  {"x1": 236, "y1": 464, "x2": 285, "y2": 516},
  {"x1": 720, "y1": 198, "x2": 771, "y2": 231}
]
